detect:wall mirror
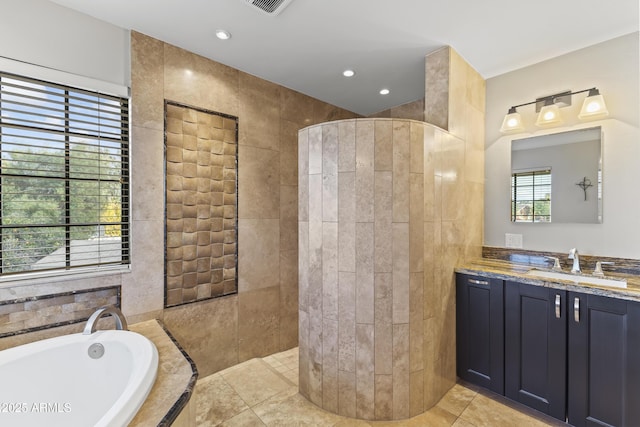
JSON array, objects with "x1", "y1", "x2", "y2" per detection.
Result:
[{"x1": 511, "y1": 126, "x2": 602, "y2": 224}]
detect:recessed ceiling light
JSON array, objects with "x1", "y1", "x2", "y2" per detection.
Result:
[
  {"x1": 379, "y1": 88, "x2": 390, "y2": 95},
  {"x1": 215, "y1": 29, "x2": 231, "y2": 40},
  {"x1": 343, "y1": 69, "x2": 355, "y2": 77}
]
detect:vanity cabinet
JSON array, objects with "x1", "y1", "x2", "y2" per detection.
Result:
[
  {"x1": 567, "y1": 292, "x2": 640, "y2": 427},
  {"x1": 456, "y1": 273, "x2": 504, "y2": 394},
  {"x1": 505, "y1": 281, "x2": 566, "y2": 421},
  {"x1": 456, "y1": 272, "x2": 640, "y2": 427}
]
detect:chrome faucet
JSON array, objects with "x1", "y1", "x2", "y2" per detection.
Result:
[
  {"x1": 568, "y1": 248, "x2": 580, "y2": 274},
  {"x1": 83, "y1": 305, "x2": 128, "y2": 335}
]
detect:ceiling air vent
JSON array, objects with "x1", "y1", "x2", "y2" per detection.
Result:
[{"x1": 242, "y1": 0, "x2": 294, "y2": 16}]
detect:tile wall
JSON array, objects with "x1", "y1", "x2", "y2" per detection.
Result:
[
  {"x1": 297, "y1": 47, "x2": 485, "y2": 421},
  {"x1": 131, "y1": 31, "x2": 358, "y2": 376}
]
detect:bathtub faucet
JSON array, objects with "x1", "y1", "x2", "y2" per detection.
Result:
[{"x1": 83, "y1": 306, "x2": 129, "y2": 335}]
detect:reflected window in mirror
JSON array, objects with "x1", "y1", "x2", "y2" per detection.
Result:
[{"x1": 511, "y1": 169, "x2": 552, "y2": 223}]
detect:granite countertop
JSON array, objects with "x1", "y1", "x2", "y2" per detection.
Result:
[
  {"x1": 128, "y1": 320, "x2": 198, "y2": 427},
  {"x1": 456, "y1": 258, "x2": 640, "y2": 302}
]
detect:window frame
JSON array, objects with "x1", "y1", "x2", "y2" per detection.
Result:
[
  {"x1": 0, "y1": 71, "x2": 131, "y2": 278},
  {"x1": 511, "y1": 168, "x2": 552, "y2": 223}
]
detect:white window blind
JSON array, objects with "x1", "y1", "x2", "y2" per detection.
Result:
[
  {"x1": 511, "y1": 169, "x2": 551, "y2": 223},
  {"x1": 0, "y1": 71, "x2": 129, "y2": 275}
]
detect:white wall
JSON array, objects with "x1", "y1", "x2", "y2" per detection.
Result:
[
  {"x1": 485, "y1": 32, "x2": 640, "y2": 258},
  {"x1": 0, "y1": 0, "x2": 130, "y2": 89}
]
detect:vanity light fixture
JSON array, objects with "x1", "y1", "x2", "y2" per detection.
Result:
[
  {"x1": 215, "y1": 29, "x2": 231, "y2": 40},
  {"x1": 499, "y1": 106, "x2": 525, "y2": 133},
  {"x1": 535, "y1": 98, "x2": 563, "y2": 127},
  {"x1": 578, "y1": 88, "x2": 609, "y2": 120},
  {"x1": 500, "y1": 87, "x2": 609, "y2": 134}
]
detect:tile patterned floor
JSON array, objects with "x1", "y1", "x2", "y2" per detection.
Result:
[{"x1": 194, "y1": 347, "x2": 566, "y2": 427}]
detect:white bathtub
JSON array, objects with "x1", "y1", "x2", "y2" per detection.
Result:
[{"x1": 0, "y1": 330, "x2": 158, "y2": 427}]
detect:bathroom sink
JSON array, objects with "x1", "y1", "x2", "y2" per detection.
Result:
[{"x1": 526, "y1": 269, "x2": 627, "y2": 289}]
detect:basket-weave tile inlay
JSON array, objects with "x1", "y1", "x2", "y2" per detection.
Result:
[{"x1": 165, "y1": 102, "x2": 238, "y2": 307}]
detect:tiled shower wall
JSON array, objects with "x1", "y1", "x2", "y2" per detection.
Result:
[
  {"x1": 131, "y1": 31, "x2": 359, "y2": 376},
  {"x1": 297, "y1": 47, "x2": 485, "y2": 421}
]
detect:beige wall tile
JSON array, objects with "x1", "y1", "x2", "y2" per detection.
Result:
[
  {"x1": 338, "y1": 120, "x2": 356, "y2": 172},
  {"x1": 298, "y1": 221, "x2": 309, "y2": 313},
  {"x1": 280, "y1": 119, "x2": 299, "y2": 186},
  {"x1": 374, "y1": 273, "x2": 392, "y2": 375},
  {"x1": 448, "y1": 50, "x2": 468, "y2": 141},
  {"x1": 238, "y1": 73, "x2": 280, "y2": 152},
  {"x1": 338, "y1": 271, "x2": 356, "y2": 374},
  {"x1": 131, "y1": 32, "x2": 164, "y2": 131},
  {"x1": 122, "y1": 219, "x2": 164, "y2": 316},
  {"x1": 238, "y1": 286, "x2": 280, "y2": 361},
  {"x1": 338, "y1": 172, "x2": 356, "y2": 273},
  {"x1": 322, "y1": 222, "x2": 339, "y2": 321},
  {"x1": 280, "y1": 185, "x2": 298, "y2": 253},
  {"x1": 322, "y1": 318, "x2": 339, "y2": 413},
  {"x1": 322, "y1": 123, "x2": 339, "y2": 222},
  {"x1": 298, "y1": 310, "x2": 310, "y2": 397},
  {"x1": 423, "y1": 126, "x2": 435, "y2": 222},
  {"x1": 279, "y1": 249, "x2": 298, "y2": 349},
  {"x1": 441, "y1": 133, "x2": 465, "y2": 221},
  {"x1": 392, "y1": 323, "x2": 410, "y2": 419},
  {"x1": 374, "y1": 171, "x2": 393, "y2": 273},
  {"x1": 163, "y1": 43, "x2": 239, "y2": 117},
  {"x1": 392, "y1": 121, "x2": 411, "y2": 223},
  {"x1": 308, "y1": 125, "x2": 323, "y2": 175},
  {"x1": 424, "y1": 47, "x2": 450, "y2": 131},
  {"x1": 238, "y1": 145, "x2": 279, "y2": 219},
  {"x1": 355, "y1": 222, "x2": 374, "y2": 324},
  {"x1": 164, "y1": 295, "x2": 238, "y2": 377},
  {"x1": 465, "y1": 117, "x2": 485, "y2": 189},
  {"x1": 410, "y1": 369, "x2": 425, "y2": 417},
  {"x1": 410, "y1": 121, "x2": 425, "y2": 173},
  {"x1": 392, "y1": 223, "x2": 410, "y2": 324},
  {"x1": 375, "y1": 374, "x2": 393, "y2": 420},
  {"x1": 298, "y1": 129, "x2": 309, "y2": 221},
  {"x1": 338, "y1": 370, "x2": 357, "y2": 418},
  {"x1": 280, "y1": 88, "x2": 315, "y2": 127},
  {"x1": 355, "y1": 323, "x2": 375, "y2": 420},
  {"x1": 355, "y1": 120, "x2": 375, "y2": 222},
  {"x1": 308, "y1": 173, "x2": 322, "y2": 223},
  {"x1": 374, "y1": 120, "x2": 393, "y2": 171},
  {"x1": 308, "y1": 302, "x2": 324, "y2": 406},
  {"x1": 409, "y1": 272, "x2": 424, "y2": 373},
  {"x1": 409, "y1": 173, "x2": 424, "y2": 273},
  {"x1": 395, "y1": 99, "x2": 425, "y2": 122},
  {"x1": 238, "y1": 219, "x2": 280, "y2": 292}
]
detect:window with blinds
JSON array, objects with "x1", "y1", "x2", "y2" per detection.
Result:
[
  {"x1": 511, "y1": 169, "x2": 551, "y2": 223},
  {"x1": 0, "y1": 72, "x2": 129, "y2": 276}
]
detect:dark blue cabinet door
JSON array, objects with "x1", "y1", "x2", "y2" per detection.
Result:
[
  {"x1": 505, "y1": 281, "x2": 567, "y2": 421},
  {"x1": 456, "y1": 273, "x2": 504, "y2": 394},
  {"x1": 567, "y1": 292, "x2": 640, "y2": 427}
]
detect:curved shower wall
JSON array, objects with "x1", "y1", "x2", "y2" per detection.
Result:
[{"x1": 298, "y1": 118, "x2": 480, "y2": 420}]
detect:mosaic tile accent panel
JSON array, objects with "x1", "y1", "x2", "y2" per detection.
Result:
[
  {"x1": 0, "y1": 286, "x2": 120, "y2": 338},
  {"x1": 165, "y1": 102, "x2": 238, "y2": 307}
]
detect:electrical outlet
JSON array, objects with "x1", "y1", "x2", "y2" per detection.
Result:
[{"x1": 505, "y1": 233, "x2": 523, "y2": 249}]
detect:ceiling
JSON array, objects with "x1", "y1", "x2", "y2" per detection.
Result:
[{"x1": 49, "y1": 0, "x2": 638, "y2": 116}]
